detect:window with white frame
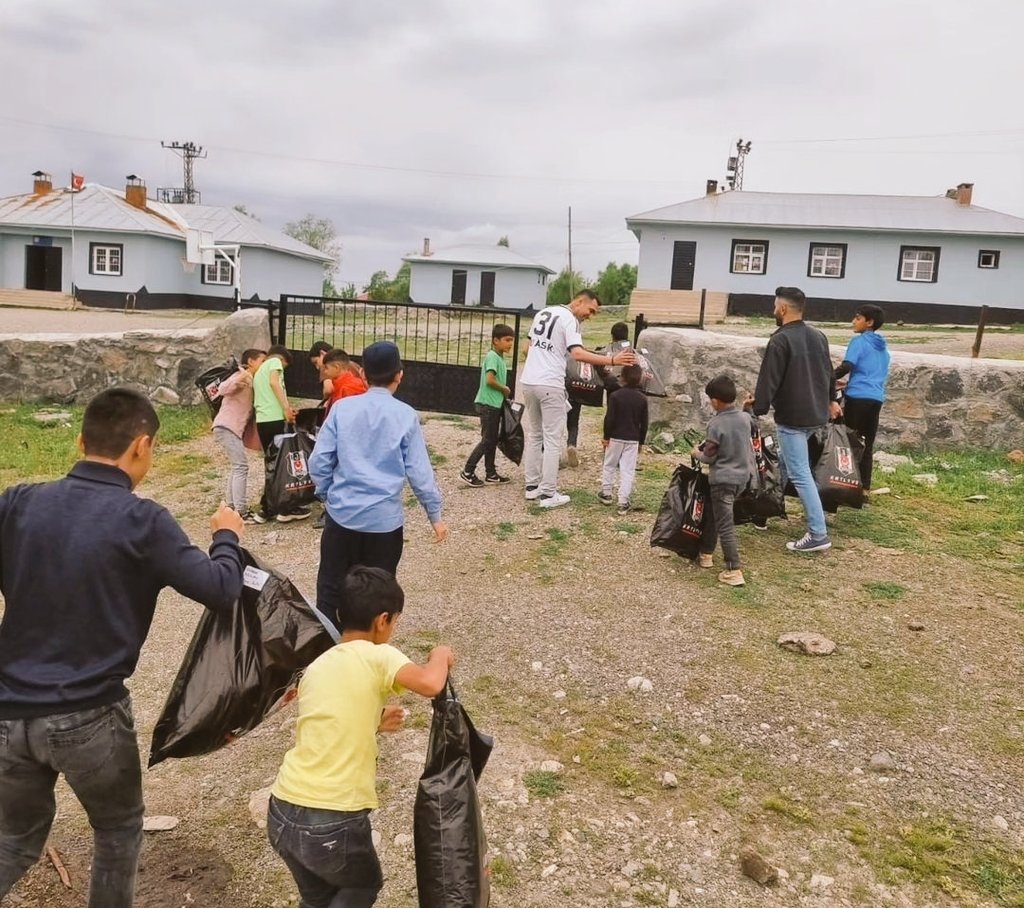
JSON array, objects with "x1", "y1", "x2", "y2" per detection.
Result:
[
  {"x1": 978, "y1": 250, "x2": 1000, "y2": 269},
  {"x1": 730, "y1": 240, "x2": 768, "y2": 274},
  {"x1": 898, "y1": 246, "x2": 940, "y2": 283},
  {"x1": 202, "y1": 254, "x2": 235, "y2": 286},
  {"x1": 808, "y1": 243, "x2": 847, "y2": 278},
  {"x1": 90, "y1": 243, "x2": 123, "y2": 276}
]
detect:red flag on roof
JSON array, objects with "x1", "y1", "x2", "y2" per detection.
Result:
[{"x1": 71, "y1": 173, "x2": 85, "y2": 191}]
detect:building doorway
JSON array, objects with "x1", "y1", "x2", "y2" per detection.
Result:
[{"x1": 25, "y1": 246, "x2": 63, "y2": 291}]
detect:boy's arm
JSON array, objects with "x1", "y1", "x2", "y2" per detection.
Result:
[
  {"x1": 401, "y1": 417, "x2": 445, "y2": 541},
  {"x1": 217, "y1": 370, "x2": 248, "y2": 397},
  {"x1": 309, "y1": 411, "x2": 339, "y2": 499},
  {"x1": 269, "y1": 369, "x2": 297, "y2": 422},
  {"x1": 485, "y1": 369, "x2": 510, "y2": 396},
  {"x1": 692, "y1": 421, "x2": 719, "y2": 464},
  {"x1": 395, "y1": 645, "x2": 455, "y2": 697}
]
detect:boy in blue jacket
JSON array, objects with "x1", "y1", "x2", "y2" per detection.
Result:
[{"x1": 835, "y1": 305, "x2": 891, "y2": 491}]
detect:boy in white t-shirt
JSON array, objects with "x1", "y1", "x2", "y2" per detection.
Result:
[
  {"x1": 269, "y1": 567, "x2": 454, "y2": 906},
  {"x1": 520, "y1": 290, "x2": 635, "y2": 508}
]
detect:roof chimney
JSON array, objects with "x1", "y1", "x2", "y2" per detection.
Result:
[
  {"x1": 124, "y1": 174, "x2": 148, "y2": 209},
  {"x1": 422, "y1": 237, "x2": 431, "y2": 256},
  {"x1": 32, "y1": 170, "x2": 52, "y2": 195},
  {"x1": 956, "y1": 182, "x2": 974, "y2": 206},
  {"x1": 706, "y1": 179, "x2": 718, "y2": 196}
]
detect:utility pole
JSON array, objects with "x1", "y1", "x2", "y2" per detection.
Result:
[
  {"x1": 567, "y1": 206, "x2": 574, "y2": 299},
  {"x1": 725, "y1": 138, "x2": 753, "y2": 190},
  {"x1": 159, "y1": 141, "x2": 206, "y2": 204}
]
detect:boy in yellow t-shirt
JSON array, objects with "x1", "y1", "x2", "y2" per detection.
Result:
[{"x1": 269, "y1": 566, "x2": 454, "y2": 907}]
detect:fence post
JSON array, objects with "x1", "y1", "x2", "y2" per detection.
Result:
[
  {"x1": 633, "y1": 314, "x2": 646, "y2": 346},
  {"x1": 698, "y1": 288, "x2": 707, "y2": 329},
  {"x1": 277, "y1": 294, "x2": 288, "y2": 346},
  {"x1": 971, "y1": 304, "x2": 989, "y2": 358}
]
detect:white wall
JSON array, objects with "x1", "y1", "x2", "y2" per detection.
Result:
[
  {"x1": 635, "y1": 224, "x2": 1024, "y2": 309},
  {"x1": 409, "y1": 260, "x2": 548, "y2": 310}
]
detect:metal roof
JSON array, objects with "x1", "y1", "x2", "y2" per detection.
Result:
[
  {"x1": 403, "y1": 244, "x2": 556, "y2": 273},
  {"x1": 0, "y1": 184, "x2": 333, "y2": 262},
  {"x1": 626, "y1": 191, "x2": 1024, "y2": 237}
]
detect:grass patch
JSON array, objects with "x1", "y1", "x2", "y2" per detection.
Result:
[
  {"x1": 762, "y1": 793, "x2": 814, "y2": 825},
  {"x1": 863, "y1": 581, "x2": 907, "y2": 600},
  {"x1": 539, "y1": 527, "x2": 571, "y2": 557},
  {"x1": 493, "y1": 521, "x2": 517, "y2": 540},
  {"x1": 489, "y1": 855, "x2": 518, "y2": 889},
  {"x1": 400, "y1": 628, "x2": 441, "y2": 657},
  {"x1": 613, "y1": 521, "x2": 641, "y2": 535},
  {"x1": 523, "y1": 770, "x2": 566, "y2": 799},
  {"x1": 427, "y1": 446, "x2": 447, "y2": 466}
]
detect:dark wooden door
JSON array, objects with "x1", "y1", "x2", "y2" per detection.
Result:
[
  {"x1": 479, "y1": 271, "x2": 495, "y2": 307},
  {"x1": 451, "y1": 269, "x2": 467, "y2": 306},
  {"x1": 669, "y1": 241, "x2": 696, "y2": 290},
  {"x1": 25, "y1": 246, "x2": 62, "y2": 291}
]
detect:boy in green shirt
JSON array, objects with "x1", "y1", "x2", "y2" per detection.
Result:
[{"x1": 460, "y1": 323, "x2": 515, "y2": 486}]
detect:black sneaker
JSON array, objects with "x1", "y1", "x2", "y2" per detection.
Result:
[
  {"x1": 276, "y1": 507, "x2": 312, "y2": 524},
  {"x1": 241, "y1": 511, "x2": 266, "y2": 525},
  {"x1": 460, "y1": 470, "x2": 484, "y2": 487},
  {"x1": 485, "y1": 474, "x2": 510, "y2": 484},
  {"x1": 616, "y1": 503, "x2": 631, "y2": 515},
  {"x1": 785, "y1": 533, "x2": 832, "y2": 553},
  {"x1": 598, "y1": 491, "x2": 614, "y2": 505}
]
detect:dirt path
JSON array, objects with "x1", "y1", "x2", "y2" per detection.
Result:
[{"x1": 8, "y1": 411, "x2": 1024, "y2": 907}]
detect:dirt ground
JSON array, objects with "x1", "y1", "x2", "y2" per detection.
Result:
[{"x1": 6, "y1": 406, "x2": 1023, "y2": 908}]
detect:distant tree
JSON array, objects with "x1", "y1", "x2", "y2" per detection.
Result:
[
  {"x1": 338, "y1": 282, "x2": 358, "y2": 299},
  {"x1": 497, "y1": 235, "x2": 510, "y2": 247},
  {"x1": 233, "y1": 204, "x2": 259, "y2": 220},
  {"x1": 594, "y1": 262, "x2": 638, "y2": 308},
  {"x1": 545, "y1": 268, "x2": 591, "y2": 307},
  {"x1": 284, "y1": 213, "x2": 341, "y2": 290},
  {"x1": 363, "y1": 262, "x2": 411, "y2": 302}
]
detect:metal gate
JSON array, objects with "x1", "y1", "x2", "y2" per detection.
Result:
[{"x1": 275, "y1": 295, "x2": 524, "y2": 415}]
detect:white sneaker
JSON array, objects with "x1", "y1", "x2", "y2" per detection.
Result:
[
  {"x1": 537, "y1": 492, "x2": 570, "y2": 509},
  {"x1": 525, "y1": 486, "x2": 543, "y2": 501}
]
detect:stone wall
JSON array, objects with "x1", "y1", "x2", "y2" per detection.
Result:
[
  {"x1": 0, "y1": 309, "x2": 271, "y2": 405},
  {"x1": 639, "y1": 327, "x2": 1024, "y2": 451}
]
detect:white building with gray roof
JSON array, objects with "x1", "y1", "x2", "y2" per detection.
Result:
[
  {"x1": 626, "y1": 182, "x2": 1024, "y2": 323},
  {"x1": 0, "y1": 172, "x2": 333, "y2": 310}
]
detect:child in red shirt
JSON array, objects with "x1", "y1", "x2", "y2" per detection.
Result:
[{"x1": 322, "y1": 349, "x2": 368, "y2": 414}]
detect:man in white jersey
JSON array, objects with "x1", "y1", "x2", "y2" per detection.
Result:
[{"x1": 520, "y1": 290, "x2": 637, "y2": 508}]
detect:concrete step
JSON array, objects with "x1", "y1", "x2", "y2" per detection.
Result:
[{"x1": 0, "y1": 289, "x2": 77, "y2": 310}]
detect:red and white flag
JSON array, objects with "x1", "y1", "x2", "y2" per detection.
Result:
[{"x1": 71, "y1": 173, "x2": 85, "y2": 191}]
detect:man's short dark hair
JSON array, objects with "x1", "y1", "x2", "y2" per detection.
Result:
[
  {"x1": 611, "y1": 321, "x2": 629, "y2": 341},
  {"x1": 775, "y1": 286, "x2": 806, "y2": 310},
  {"x1": 81, "y1": 388, "x2": 160, "y2": 459},
  {"x1": 705, "y1": 374, "x2": 737, "y2": 404},
  {"x1": 323, "y1": 348, "x2": 351, "y2": 366},
  {"x1": 308, "y1": 341, "x2": 332, "y2": 359},
  {"x1": 856, "y1": 304, "x2": 885, "y2": 330},
  {"x1": 241, "y1": 348, "x2": 265, "y2": 366},
  {"x1": 621, "y1": 364, "x2": 643, "y2": 387},
  {"x1": 267, "y1": 344, "x2": 292, "y2": 365},
  {"x1": 492, "y1": 323, "x2": 515, "y2": 340},
  {"x1": 338, "y1": 566, "x2": 405, "y2": 631},
  {"x1": 574, "y1": 288, "x2": 600, "y2": 305}
]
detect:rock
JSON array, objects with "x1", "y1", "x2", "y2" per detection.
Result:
[
  {"x1": 552, "y1": 690, "x2": 566, "y2": 700},
  {"x1": 907, "y1": 621, "x2": 925, "y2": 631},
  {"x1": 150, "y1": 386, "x2": 180, "y2": 406},
  {"x1": 871, "y1": 487, "x2": 892, "y2": 495},
  {"x1": 869, "y1": 751, "x2": 896, "y2": 773},
  {"x1": 965, "y1": 495, "x2": 990, "y2": 502},
  {"x1": 261, "y1": 531, "x2": 280, "y2": 546},
  {"x1": 627, "y1": 676, "x2": 654, "y2": 692},
  {"x1": 874, "y1": 451, "x2": 913, "y2": 469},
  {"x1": 668, "y1": 889, "x2": 680, "y2": 908},
  {"x1": 394, "y1": 833, "x2": 413, "y2": 846},
  {"x1": 992, "y1": 815, "x2": 1010, "y2": 832},
  {"x1": 541, "y1": 864, "x2": 558, "y2": 879},
  {"x1": 810, "y1": 873, "x2": 835, "y2": 890},
  {"x1": 699, "y1": 734, "x2": 713, "y2": 747},
  {"x1": 33, "y1": 411, "x2": 72, "y2": 424},
  {"x1": 661, "y1": 772, "x2": 679, "y2": 789},
  {"x1": 656, "y1": 431, "x2": 675, "y2": 446},
  {"x1": 531, "y1": 661, "x2": 543, "y2": 671},
  {"x1": 142, "y1": 815, "x2": 180, "y2": 832},
  {"x1": 1008, "y1": 450, "x2": 1024, "y2": 464},
  {"x1": 777, "y1": 632, "x2": 836, "y2": 656},
  {"x1": 911, "y1": 473, "x2": 939, "y2": 486},
  {"x1": 738, "y1": 846, "x2": 778, "y2": 885},
  {"x1": 539, "y1": 760, "x2": 564, "y2": 773},
  {"x1": 983, "y1": 469, "x2": 1013, "y2": 484},
  {"x1": 248, "y1": 786, "x2": 273, "y2": 829},
  {"x1": 621, "y1": 860, "x2": 642, "y2": 878}
]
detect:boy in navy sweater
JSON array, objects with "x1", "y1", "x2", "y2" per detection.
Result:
[{"x1": 0, "y1": 388, "x2": 245, "y2": 908}]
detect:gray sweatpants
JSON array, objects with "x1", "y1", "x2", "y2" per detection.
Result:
[
  {"x1": 601, "y1": 439, "x2": 639, "y2": 506},
  {"x1": 213, "y1": 426, "x2": 250, "y2": 512},
  {"x1": 522, "y1": 383, "x2": 568, "y2": 495}
]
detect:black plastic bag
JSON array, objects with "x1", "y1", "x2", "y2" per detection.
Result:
[
  {"x1": 814, "y1": 421, "x2": 864, "y2": 512},
  {"x1": 148, "y1": 548, "x2": 337, "y2": 767},
  {"x1": 195, "y1": 357, "x2": 240, "y2": 416},
  {"x1": 414, "y1": 679, "x2": 493, "y2": 908},
  {"x1": 497, "y1": 399, "x2": 525, "y2": 465},
  {"x1": 650, "y1": 461, "x2": 710, "y2": 560},
  {"x1": 264, "y1": 426, "x2": 317, "y2": 514},
  {"x1": 565, "y1": 359, "x2": 605, "y2": 407},
  {"x1": 734, "y1": 427, "x2": 786, "y2": 524}
]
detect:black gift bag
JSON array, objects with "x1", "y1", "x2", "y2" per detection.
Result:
[
  {"x1": 814, "y1": 421, "x2": 864, "y2": 512},
  {"x1": 650, "y1": 461, "x2": 711, "y2": 560},
  {"x1": 264, "y1": 426, "x2": 317, "y2": 514},
  {"x1": 149, "y1": 549, "x2": 336, "y2": 767},
  {"x1": 194, "y1": 357, "x2": 240, "y2": 416},
  {"x1": 497, "y1": 399, "x2": 525, "y2": 465},
  {"x1": 414, "y1": 679, "x2": 493, "y2": 908},
  {"x1": 734, "y1": 426, "x2": 786, "y2": 524}
]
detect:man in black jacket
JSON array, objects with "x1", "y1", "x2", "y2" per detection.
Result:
[
  {"x1": 749, "y1": 287, "x2": 840, "y2": 553},
  {"x1": 0, "y1": 388, "x2": 245, "y2": 908}
]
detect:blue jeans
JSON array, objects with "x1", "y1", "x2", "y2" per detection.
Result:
[
  {"x1": 0, "y1": 697, "x2": 144, "y2": 908},
  {"x1": 267, "y1": 796, "x2": 382, "y2": 908},
  {"x1": 776, "y1": 424, "x2": 827, "y2": 539}
]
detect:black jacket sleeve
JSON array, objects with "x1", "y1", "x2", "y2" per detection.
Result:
[{"x1": 753, "y1": 334, "x2": 787, "y2": 417}]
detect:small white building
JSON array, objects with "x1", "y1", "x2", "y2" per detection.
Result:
[
  {"x1": 403, "y1": 241, "x2": 554, "y2": 311},
  {"x1": 626, "y1": 182, "x2": 1024, "y2": 323},
  {"x1": 0, "y1": 172, "x2": 333, "y2": 310}
]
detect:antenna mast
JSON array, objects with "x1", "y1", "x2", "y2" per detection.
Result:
[
  {"x1": 726, "y1": 138, "x2": 753, "y2": 190},
  {"x1": 158, "y1": 141, "x2": 206, "y2": 204}
]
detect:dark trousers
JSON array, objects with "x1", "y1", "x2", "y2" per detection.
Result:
[
  {"x1": 843, "y1": 397, "x2": 883, "y2": 490},
  {"x1": 268, "y1": 796, "x2": 382, "y2": 908},
  {"x1": 0, "y1": 697, "x2": 144, "y2": 908},
  {"x1": 464, "y1": 404, "x2": 502, "y2": 477},
  {"x1": 566, "y1": 400, "x2": 583, "y2": 447},
  {"x1": 316, "y1": 515, "x2": 404, "y2": 632},
  {"x1": 699, "y1": 482, "x2": 746, "y2": 570},
  {"x1": 257, "y1": 419, "x2": 300, "y2": 516}
]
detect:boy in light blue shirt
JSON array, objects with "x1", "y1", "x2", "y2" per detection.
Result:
[{"x1": 310, "y1": 341, "x2": 446, "y2": 631}]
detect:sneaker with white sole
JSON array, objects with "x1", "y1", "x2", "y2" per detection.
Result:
[
  {"x1": 616, "y1": 503, "x2": 631, "y2": 515},
  {"x1": 485, "y1": 474, "x2": 511, "y2": 484},
  {"x1": 525, "y1": 486, "x2": 542, "y2": 500},
  {"x1": 597, "y1": 491, "x2": 614, "y2": 505},
  {"x1": 241, "y1": 511, "x2": 266, "y2": 525},
  {"x1": 698, "y1": 552, "x2": 714, "y2": 569},
  {"x1": 537, "y1": 492, "x2": 570, "y2": 509},
  {"x1": 718, "y1": 569, "x2": 745, "y2": 586},
  {"x1": 566, "y1": 446, "x2": 579, "y2": 468},
  {"x1": 276, "y1": 507, "x2": 312, "y2": 523},
  {"x1": 785, "y1": 533, "x2": 831, "y2": 553},
  {"x1": 459, "y1": 470, "x2": 484, "y2": 487}
]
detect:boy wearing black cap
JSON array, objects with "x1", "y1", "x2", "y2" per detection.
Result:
[{"x1": 309, "y1": 341, "x2": 446, "y2": 631}]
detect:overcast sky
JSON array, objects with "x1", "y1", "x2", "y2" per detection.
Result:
[{"x1": 2, "y1": 0, "x2": 1023, "y2": 286}]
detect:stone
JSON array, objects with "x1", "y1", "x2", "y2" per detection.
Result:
[
  {"x1": 150, "y1": 386, "x2": 180, "y2": 405},
  {"x1": 627, "y1": 676, "x2": 654, "y2": 692},
  {"x1": 738, "y1": 846, "x2": 778, "y2": 886},
  {"x1": 873, "y1": 451, "x2": 913, "y2": 469},
  {"x1": 992, "y1": 815, "x2": 1009, "y2": 831},
  {"x1": 541, "y1": 864, "x2": 558, "y2": 879},
  {"x1": 1008, "y1": 450, "x2": 1024, "y2": 464},
  {"x1": 983, "y1": 470, "x2": 1013, "y2": 484},
  {"x1": 142, "y1": 815, "x2": 180, "y2": 832},
  {"x1": 248, "y1": 786, "x2": 273, "y2": 829},
  {"x1": 908, "y1": 621, "x2": 925, "y2": 631},
  {"x1": 698, "y1": 734, "x2": 713, "y2": 747},
  {"x1": 393, "y1": 833, "x2": 413, "y2": 846},
  {"x1": 810, "y1": 873, "x2": 835, "y2": 890},
  {"x1": 539, "y1": 760, "x2": 564, "y2": 773},
  {"x1": 668, "y1": 889, "x2": 680, "y2": 908},
  {"x1": 32, "y1": 411, "x2": 72, "y2": 424},
  {"x1": 656, "y1": 431, "x2": 675, "y2": 446},
  {"x1": 911, "y1": 473, "x2": 939, "y2": 485},
  {"x1": 869, "y1": 751, "x2": 896, "y2": 773},
  {"x1": 531, "y1": 661, "x2": 543, "y2": 671},
  {"x1": 661, "y1": 772, "x2": 679, "y2": 789},
  {"x1": 552, "y1": 690, "x2": 566, "y2": 700},
  {"x1": 777, "y1": 632, "x2": 836, "y2": 656}
]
